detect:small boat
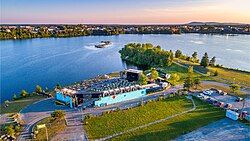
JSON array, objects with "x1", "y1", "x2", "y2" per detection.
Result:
[{"x1": 95, "y1": 41, "x2": 112, "y2": 48}]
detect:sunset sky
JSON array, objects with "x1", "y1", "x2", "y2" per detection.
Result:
[{"x1": 1, "y1": 0, "x2": 250, "y2": 24}]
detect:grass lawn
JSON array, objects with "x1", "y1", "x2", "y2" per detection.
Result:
[
  {"x1": 0, "y1": 95, "x2": 45, "y2": 114},
  {"x1": 84, "y1": 96, "x2": 225, "y2": 140},
  {"x1": 208, "y1": 67, "x2": 250, "y2": 87},
  {"x1": 84, "y1": 96, "x2": 192, "y2": 139},
  {"x1": 34, "y1": 117, "x2": 66, "y2": 140},
  {"x1": 113, "y1": 97, "x2": 225, "y2": 141},
  {"x1": 174, "y1": 59, "x2": 250, "y2": 88},
  {"x1": 160, "y1": 63, "x2": 202, "y2": 85}
]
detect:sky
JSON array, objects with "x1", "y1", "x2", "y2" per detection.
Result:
[{"x1": 1, "y1": 0, "x2": 250, "y2": 24}]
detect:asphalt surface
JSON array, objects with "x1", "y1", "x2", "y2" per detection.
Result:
[{"x1": 175, "y1": 118, "x2": 250, "y2": 141}]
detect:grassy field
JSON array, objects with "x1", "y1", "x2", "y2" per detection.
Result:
[
  {"x1": 34, "y1": 117, "x2": 66, "y2": 140},
  {"x1": 84, "y1": 96, "x2": 225, "y2": 140},
  {"x1": 161, "y1": 63, "x2": 205, "y2": 85},
  {"x1": 0, "y1": 95, "x2": 45, "y2": 114},
  {"x1": 174, "y1": 58, "x2": 250, "y2": 87},
  {"x1": 208, "y1": 67, "x2": 250, "y2": 87}
]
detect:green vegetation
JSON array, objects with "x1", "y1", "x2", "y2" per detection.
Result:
[
  {"x1": 183, "y1": 66, "x2": 196, "y2": 90},
  {"x1": 55, "y1": 83, "x2": 62, "y2": 90},
  {"x1": 35, "y1": 85, "x2": 43, "y2": 94},
  {"x1": 84, "y1": 96, "x2": 192, "y2": 139},
  {"x1": 119, "y1": 43, "x2": 174, "y2": 67},
  {"x1": 33, "y1": 111, "x2": 66, "y2": 140},
  {"x1": 150, "y1": 68, "x2": 159, "y2": 81},
  {"x1": 113, "y1": 97, "x2": 225, "y2": 141},
  {"x1": 168, "y1": 73, "x2": 180, "y2": 86},
  {"x1": 138, "y1": 73, "x2": 148, "y2": 85},
  {"x1": 174, "y1": 56, "x2": 250, "y2": 89},
  {"x1": 84, "y1": 96, "x2": 225, "y2": 140},
  {"x1": 20, "y1": 90, "x2": 28, "y2": 97},
  {"x1": 51, "y1": 110, "x2": 66, "y2": 120},
  {"x1": 0, "y1": 94, "x2": 44, "y2": 114},
  {"x1": 200, "y1": 52, "x2": 209, "y2": 67},
  {"x1": 1, "y1": 24, "x2": 249, "y2": 40},
  {"x1": 0, "y1": 114, "x2": 23, "y2": 138},
  {"x1": 208, "y1": 67, "x2": 250, "y2": 87},
  {"x1": 229, "y1": 84, "x2": 241, "y2": 95}
]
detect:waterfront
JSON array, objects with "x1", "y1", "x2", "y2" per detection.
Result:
[{"x1": 1, "y1": 34, "x2": 250, "y2": 102}]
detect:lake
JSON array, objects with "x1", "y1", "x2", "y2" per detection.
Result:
[{"x1": 1, "y1": 34, "x2": 250, "y2": 102}]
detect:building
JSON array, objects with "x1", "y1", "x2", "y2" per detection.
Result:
[
  {"x1": 55, "y1": 69, "x2": 167, "y2": 108},
  {"x1": 55, "y1": 92, "x2": 74, "y2": 108},
  {"x1": 121, "y1": 69, "x2": 143, "y2": 82},
  {"x1": 94, "y1": 88, "x2": 146, "y2": 107}
]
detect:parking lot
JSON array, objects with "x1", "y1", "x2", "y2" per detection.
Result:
[
  {"x1": 195, "y1": 90, "x2": 250, "y2": 113},
  {"x1": 210, "y1": 92, "x2": 250, "y2": 112}
]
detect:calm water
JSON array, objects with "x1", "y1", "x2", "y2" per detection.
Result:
[{"x1": 1, "y1": 34, "x2": 250, "y2": 102}]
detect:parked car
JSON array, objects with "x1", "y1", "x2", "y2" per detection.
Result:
[
  {"x1": 231, "y1": 108, "x2": 239, "y2": 112},
  {"x1": 218, "y1": 101, "x2": 225, "y2": 107},
  {"x1": 197, "y1": 94, "x2": 204, "y2": 99},
  {"x1": 203, "y1": 90, "x2": 213, "y2": 96},
  {"x1": 206, "y1": 97, "x2": 216, "y2": 104},
  {"x1": 235, "y1": 97, "x2": 244, "y2": 102},
  {"x1": 220, "y1": 91, "x2": 227, "y2": 95},
  {"x1": 224, "y1": 103, "x2": 233, "y2": 109}
]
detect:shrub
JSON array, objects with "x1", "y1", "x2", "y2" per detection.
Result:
[{"x1": 51, "y1": 110, "x2": 65, "y2": 120}]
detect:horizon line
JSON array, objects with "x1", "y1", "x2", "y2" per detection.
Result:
[{"x1": 1, "y1": 21, "x2": 249, "y2": 26}]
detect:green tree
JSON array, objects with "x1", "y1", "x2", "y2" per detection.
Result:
[
  {"x1": 194, "y1": 77, "x2": 201, "y2": 89},
  {"x1": 169, "y1": 73, "x2": 180, "y2": 86},
  {"x1": 183, "y1": 76, "x2": 194, "y2": 90},
  {"x1": 209, "y1": 56, "x2": 216, "y2": 66},
  {"x1": 35, "y1": 85, "x2": 43, "y2": 94},
  {"x1": 56, "y1": 83, "x2": 62, "y2": 90},
  {"x1": 138, "y1": 73, "x2": 148, "y2": 85},
  {"x1": 200, "y1": 52, "x2": 209, "y2": 67},
  {"x1": 191, "y1": 52, "x2": 199, "y2": 62},
  {"x1": 188, "y1": 66, "x2": 194, "y2": 74},
  {"x1": 45, "y1": 87, "x2": 49, "y2": 92},
  {"x1": 214, "y1": 70, "x2": 218, "y2": 76},
  {"x1": 192, "y1": 52, "x2": 198, "y2": 59},
  {"x1": 51, "y1": 110, "x2": 65, "y2": 120},
  {"x1": 20, "y1": 90, "x2": 28, "y2": 97},
  {"x1": 229, "y1": 84, "x2": 240, "y2": 94},
  {"x1": 175, "y1": 50, "x2": 182, "y2": 58},
  {"x1": 13, "y1": 94, "x2": 17, "y2": 100},
  {"x1": 151, "y1": 68, "x2": 159, "y2": 81},
  {"x1": 5, "y1": 126, "x2": 15, "y2": 136}
]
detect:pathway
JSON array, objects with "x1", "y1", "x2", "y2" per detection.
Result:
[{"x1": 52, "y1": 110, "x2": 87, "y2": 141}]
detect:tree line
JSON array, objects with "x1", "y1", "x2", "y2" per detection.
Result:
[
  {"x1": 120, "y1": 43, "x2": 216, "y2": 68},
  {"x1": 119, "y1": 43, "x2": 174, "y2": 67}
]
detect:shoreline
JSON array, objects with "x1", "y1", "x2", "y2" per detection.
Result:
[{"x1": 1, "y1": 32, "x2": 250, "y2": 41}]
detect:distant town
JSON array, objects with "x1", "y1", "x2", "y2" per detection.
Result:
[{"x1": 0, "y1": 22, "x2": 249, "y2": 40}]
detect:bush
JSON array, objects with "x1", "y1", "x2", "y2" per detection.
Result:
[
  {"x1": 20, "y1": 90, "x2": 28, "y2": 98},
  {"x1": 12, "y1": 94, "x2": 17, "y2": 100},
  {"x1": 51, "y1": 110, "x2": 65, "y2": 120},
  {"x1": 214, "y1": 70, "x2": 218, "y2": 76},
  {"x1": 35, "y1": 85, "x2": 43, "y2": 94}
]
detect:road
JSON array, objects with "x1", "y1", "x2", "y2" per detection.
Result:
[{"x1": 15, "y1": 85, "x2": 182, "y2": 141}]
